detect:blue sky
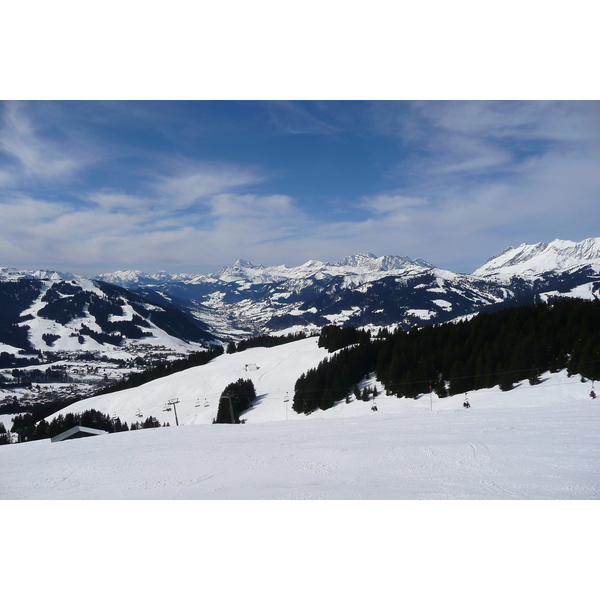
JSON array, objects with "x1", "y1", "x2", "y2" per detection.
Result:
[{"x1": 1, "y1": 100, "x2": 599, "y2": 275}]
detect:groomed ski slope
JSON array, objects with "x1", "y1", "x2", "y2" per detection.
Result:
[
  {"x1": 46, "y1": 337, "x2": 332, "y2": 426},
  {"x1": 1, "y1": 338, "x2": 599, "y2": 500}
]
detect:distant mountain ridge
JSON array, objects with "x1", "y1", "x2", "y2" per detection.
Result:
[
  {"x1": 97, "y1": 238, "x2": 600, "y2": 292},
  {"x1": 97, "y1": 253, "x2": 435, "y2": 288},
  {"x1": 0, "y1": 267, "x2": 76, "y2": 282},
  {"x1": 95, "y1": 238, "x2": 600, "y2": 340}
]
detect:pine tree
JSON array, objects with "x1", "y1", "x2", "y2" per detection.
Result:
[
  {"x1": 0, "y1": 422, "x2": 10, "y2": 445},
  {"x1": 528, "y1": 367, "x2": 541, "y2": 386}
]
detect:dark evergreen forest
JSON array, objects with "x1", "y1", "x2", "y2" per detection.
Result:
[
  {"x1": 318, "y1": 324, "x2": 371, "y2": 352},
  {"x1": 227, "y1": 331, "x2": 309, "y2": 353},
  {"x1": 11, "y1": 408, "x2": 131, "y2": 442},
  {"x1": 293, "y1": 298, "x2": 600, "y2": 414},
  {"x1": 9, "y1": 407, "x2": 171, "y2": 442},
  {"x1": 214, "y1": 378, "x2": 257, "y2": 424}
]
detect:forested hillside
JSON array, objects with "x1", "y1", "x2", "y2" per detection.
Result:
[{"x1": 293, "y1": 298, "x2": 600, "y2": 414}]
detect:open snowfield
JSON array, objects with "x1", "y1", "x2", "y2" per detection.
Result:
[
  {"x1": 2, "y1": 397, "x2": 599, "y2": 500},
  {"x1": 1, "y1": 337, "x2": 598, "y2": 500}
]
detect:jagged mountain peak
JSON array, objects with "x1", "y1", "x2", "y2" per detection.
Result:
[
  {"x1": 336, "y1": 252, "x2": 377, "y2": 266},
  {"x1": 233, "y1": 259, "x2": 256, "y2": 268},
  {"x1": 96, "y1": 269, "x2": 149, "y2": 283},
  {"x1": 473, "y1": 237, "x2": 600, "y2": 279},
  {"x1": 213, "y1": 260, "x2": 271, "y2": 283},
  {"x1": 332, "y1": 252, "x2": 434, "y2": 272},
  {"x1": 546, "y1": 237, "x2": 600, "y2": 259}
]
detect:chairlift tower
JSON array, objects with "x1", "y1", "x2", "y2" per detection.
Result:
[
  {"x1": 225, "y1": 393, "x2": 235, "y2": 424},
  {"x1": 167, "y1": 398, "x2": 180, "y2": 426}
]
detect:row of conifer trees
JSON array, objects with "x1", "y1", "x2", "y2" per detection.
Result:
[
  {"x1": 293, "y1": 298, "x2": 600, "y2": 414},
  {"x1": 11, "y1": 408, "x2": 135, "y2": 442}
]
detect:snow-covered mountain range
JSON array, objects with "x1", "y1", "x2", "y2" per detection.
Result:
[
  {"x1": 1, "y1": 237, "x2": 599, "y2": 408},
  {"x1": 98, "y1": 254, "x2": 501, "y2": 338},
  {"x1": 97, "y1": 238, "x2": 600, "y2": 339}
]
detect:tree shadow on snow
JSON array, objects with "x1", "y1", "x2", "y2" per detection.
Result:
[{"x1": 241, "y1": 393, "x2": 268, "y2": 414}]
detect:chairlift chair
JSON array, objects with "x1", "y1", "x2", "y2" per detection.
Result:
[{"x1": 204, "y1": 399, "x2": 209, "y2": 407}]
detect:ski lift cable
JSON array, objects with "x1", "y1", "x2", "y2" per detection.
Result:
[
  {"x1": 130, "y1": 372, "x2": 591, "y2": 423},
  {"x1": 302, "y1": 379, "x2": 593, "y2": 409},
  {"x1": 286, "y1": 356, "x2": 600, "y2": 397}
]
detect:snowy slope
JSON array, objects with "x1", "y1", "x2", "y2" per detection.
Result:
[
  {"x1": 46, "y1": 337, "x2": 331, "y2": 426},
  {"x1": 1, "y1": 366, "x2": 598, "y2": 500}
]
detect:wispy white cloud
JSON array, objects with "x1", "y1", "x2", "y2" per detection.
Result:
[
  {"x1": 152, "y1": 162, "x2": 265, "y2": 209},
  {"x1": 0, "y1": 101, "x2": 88, "y2": 182},
  {"x1": 373, "y1": 101, "x2": 600, "y2": 180},
  {"x1": 210, "y1": 192, "x2": 296, "y2": 219},
  {"x1": 0, "y1": 186, "x2": 309, "y2": 272},
  {"x1": 264, "y1": 101, "x2": 343, "y2": 135},
  {"x1": 0, "y1": 169, "x2": 15, "y2": 187},
  {"x1": 361, "y1": 193, "x2": 428, "y2": 215},
  {"x1": 87, "y1": 192, "x2": 149, "y2": 212}
]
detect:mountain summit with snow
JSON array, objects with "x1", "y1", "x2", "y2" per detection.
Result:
[
  {"x1": 209, "y1": 252, "x2": 435, "y2": 282},
  {"x1": 93, "y1": 242, "x2": 600, "y2": 340},
  {"x1": 473, "y1": 237, "x2": 600, "y2": 279}
]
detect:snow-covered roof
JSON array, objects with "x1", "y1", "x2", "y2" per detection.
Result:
[{"x1": 51, "y1": 425, "x2": 109, "y2": 443}]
